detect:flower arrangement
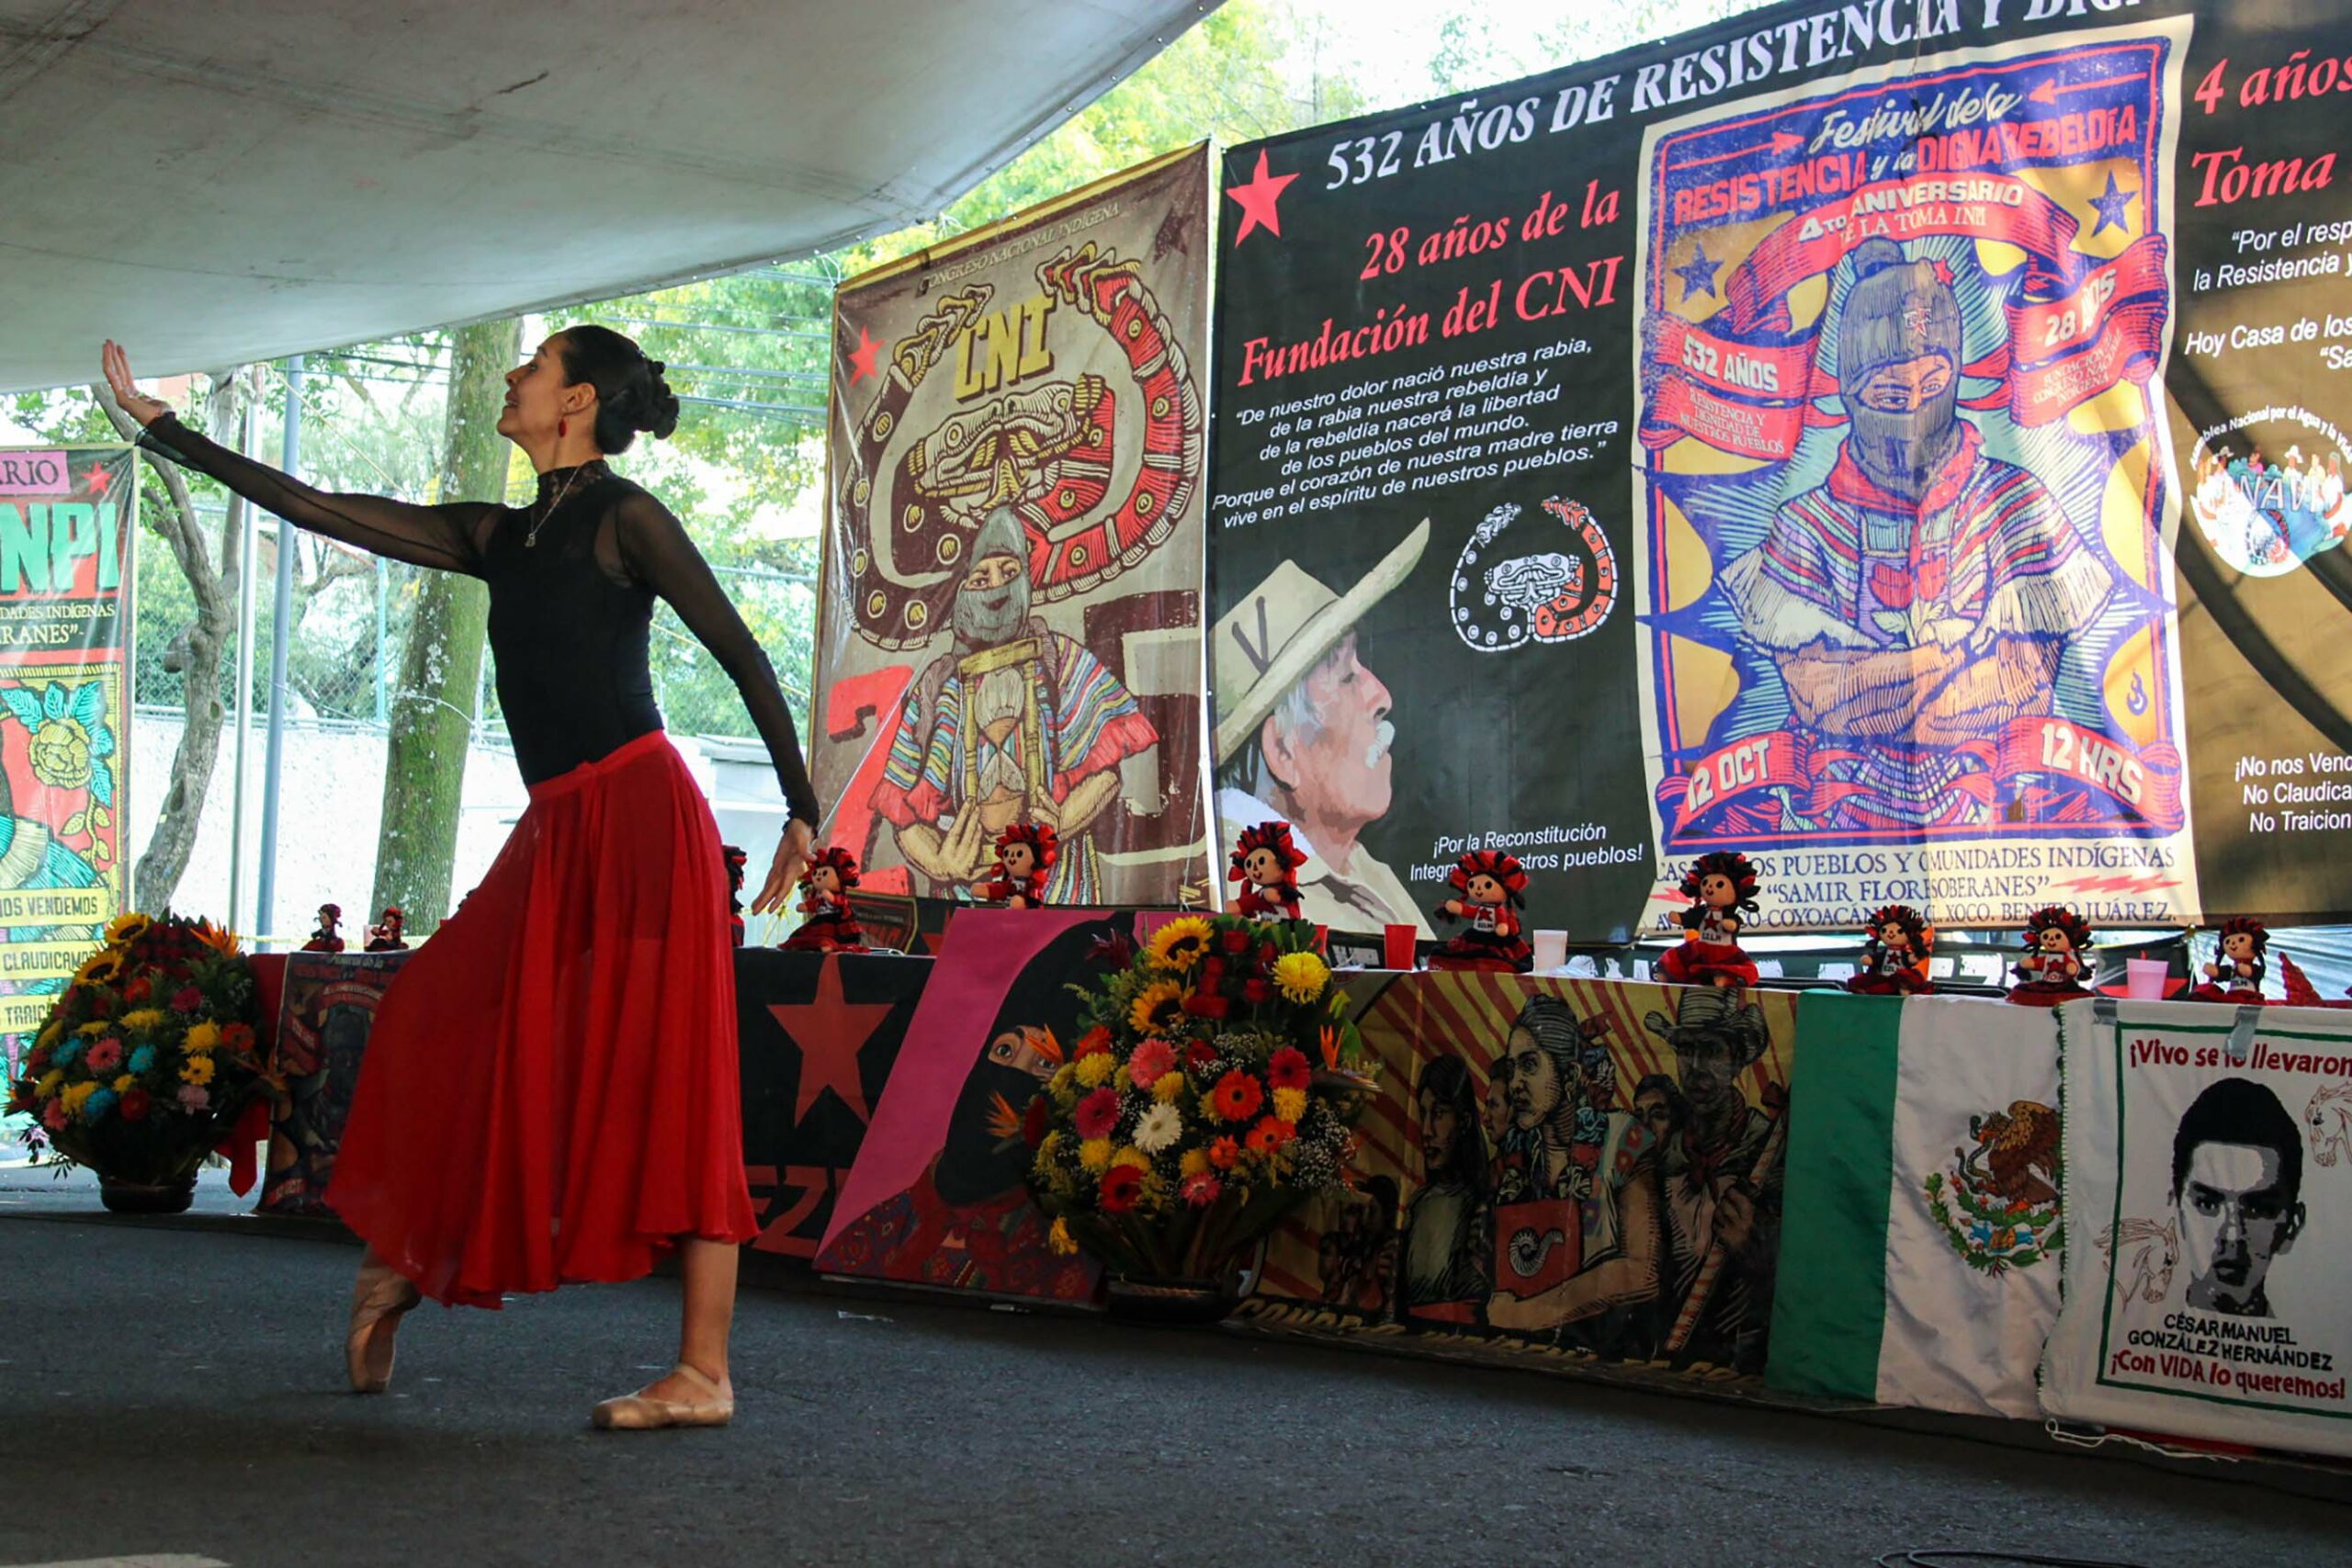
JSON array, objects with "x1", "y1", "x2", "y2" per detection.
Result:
[
  {"x1": 1014, "y1": 914, "x2": 1374, "y2": 1284},
  {"x1": 5, "y1": 910, "x2": 262, "y2": 1188}
]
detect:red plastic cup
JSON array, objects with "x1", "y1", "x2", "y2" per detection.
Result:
[
  {"x1": 1383, "y1": 923, "x2": 1417, "y2": 971},
  {"x1": 1313, "y1": 924, "x2": 1329, "y2": 954}
]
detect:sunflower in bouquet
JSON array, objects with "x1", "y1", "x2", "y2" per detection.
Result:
[
  {"x1": 1016, "y1": 913, "x2": 1374, "y2": 1281},
  {"x1": 5, "y1": 910, "x2": 263, "y2": 1184}
]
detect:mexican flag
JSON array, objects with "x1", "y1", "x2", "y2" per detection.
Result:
[{"x1": 1768, "y1": 993, "x2": 2064, "y2": 1419}]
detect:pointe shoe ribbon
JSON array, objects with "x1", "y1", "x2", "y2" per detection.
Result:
[
  {"x1": 591, "y1": 1363, "x2": 734, "y2": 1430},
  {"x1": 345, "y1": 1259, "x2": 422, "y2": 1394}
]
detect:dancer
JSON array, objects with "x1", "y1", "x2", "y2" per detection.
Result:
[{"x1": 103, "y1": 332, "x2": 819, "y2": 1429}]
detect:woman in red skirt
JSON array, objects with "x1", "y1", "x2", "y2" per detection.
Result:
[{"x1": 103, "y1": 333, "x2": 817, "y2": 1429}]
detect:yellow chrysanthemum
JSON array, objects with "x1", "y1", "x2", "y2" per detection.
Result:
[
  {"x1": 61, "y1": 1080, "x2": 96, "y2": 1111},
  {"x1": 179, "y1": 1055, "x2": 216, "y2": 1087},
  {"x1": 1272, "y1": 951, "x2": 1330, "y2": 1005},
  {"x1": 119, "y1": 1010, "x2": 167, "y2": 1034},
  {"x1": 1128, "y1": 979, "x2": 1188, "y2": 1037},
  {"x1": 1111, "y1": 1145, "x2": 1150, "y2": 1171},
  {"x1": 1035, "y1": 1131, "x2": 1062, "y2": 1165},
  {"x1": 112, "y1": 1075, "x2": 136, "y2": 1094},
  {"x1": 34, "y1": 1021, "x2": 62, "y2": 1051},
  {"x1": 183, "y1": 1021, "x2": 222, "y2": 1055},
  {"x1": 105, "y1": 912, "x2": 152, "y2": 949},
  {"x1": 1047, "y1": 1062, "x2": 1077, "y2": 1096},
  {"x1": 34, "y1": 1068, "x2": 62, "y2": 1098},
  {"x1": 1179, "y1": 1148, "x2": 1212, "y2": 1179},
  {"x1": 1151, "y1": 1071, "x2": 1185, "y2": 1104},
  {"x1": 1074, "y1": 1052, "x2": 1118, "y2": 1089},
  {"x1": 1145, "y1": 916, "x2": 1216, "y2": 973},
  {"x1": 1047, "y1": 1217, "x2": 1078, "y2": 1257},
  {"x1": 75, "y1": 1021, "x2": 109, "y2": 1038},
  {"x1": 1272, "y1": 1087, "x2": 1308, "y2": 1124},
  {"x1": 1079, "y1": 1137, "x2": 1114, "y2": 1173}
]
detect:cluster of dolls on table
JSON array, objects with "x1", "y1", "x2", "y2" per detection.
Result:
[
  {"x1": 758, "y1": 820, "x2": 2299, "y2": 1005},
  {"x1": 299, "y1": 904, "x2": 413, "y2": 953},
  {"x1": 765, "y1": 821, "x2": 1063, "y2": 955}
]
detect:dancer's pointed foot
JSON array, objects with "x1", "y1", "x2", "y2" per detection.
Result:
[{"x1": 345, "y1": 1256, "x2": 422, "y2": 1394}]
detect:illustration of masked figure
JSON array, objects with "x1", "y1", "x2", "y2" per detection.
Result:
[
  {"x1": 872, "y1": 506, "x2": 1157, "y2": 903},
  {"x1": 1720, "y1": 239, "x2": 2111, "y2": 829}
]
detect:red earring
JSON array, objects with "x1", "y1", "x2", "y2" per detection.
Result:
[{"x1": 557, "y1": 416, "x2": 568, "y2": 438}]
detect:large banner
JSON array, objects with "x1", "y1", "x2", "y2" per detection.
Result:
[
  {"x1": 2044, "y1": 998, "x2": 2352, "y2": 1458},
  {"x1": 816, "y1": 147, "x2": 1214, "y2": 908},
  {"x1": 0, "y1": 446, "x2": 132, "y2": 1060},
  {"x1": 1206, "y1": 0, "x2": 2352, "y2": 938}
]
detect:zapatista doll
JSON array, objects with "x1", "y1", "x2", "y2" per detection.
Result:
[
  {"x1": 302, "y1": 903, "x2": 345, "y2": 954},
  {"x1": 722, "y1": 844, "x2": 750, "y2": 947},
  {"x1": 1230, "y1": 820, "x2": 1308, "y2": 922},
  {"x1": 1658, "y1": 852, "x2": 1760, "y2": 990},
  {"x1": 1847, "y1": 905, "x2": 1934, "y2": 996},
  {"x1": 2008, "y1": 906, "x2": 2093, "y2": 1006},
  {"x1": 782, "y1": 847, "x2": 869, "y2": 953},
  {"x1": 2192, "y1": 917, "x2": 2268, "y2": 1001},
  {"x1": 982, "y1": 822, "x2": 1057, "y2": 909},
  {"x1": 1430, "y1": 850, "x2": 1532, "y2": 974},
  {"x1": 364, "y1": 907, "x2": 410, "y2": 953}
]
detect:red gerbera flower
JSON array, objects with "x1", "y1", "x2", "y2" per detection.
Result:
[
  {"x1": 120, "y1": 1089, "x2": 152, "y2": 1122},
  {"x1": 169, "y1": 986, "x2": 202, "y2": 1012},
  {"x1": 1267, "y1": 1047, "x2": 1310, "y2": 1092},
  {"x1": 1075, "y1": 1026, "x2": 1114, "y2": 1058},
  {"x1": 1246, "y1": 1115, "x2": 1297, "y2": 1155},
  {"x1": 1074, "y1": 1087, "x2": 1121, "y2": 1141},
  {"x1": 1181, "y1": 1171, "x2": 1223, "y2": 1208},
  {"x1": 1099, "y1": 1164, "x2": 1144, "y2": 1213},
  {"x1": 1208, "y1": 1135, "x2": 1242, "y2": 1170},
  {"x1": 1208, "y1": 1070, "x2": 1264, "y2": 1124}
]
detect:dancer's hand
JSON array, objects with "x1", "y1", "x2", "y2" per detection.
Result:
[
  {"x1": 100, "y1": 342, "x2": 174, "y2": 427},
  {"x1": 753, "y1": 818, "x2": 815, "y2": 916}
]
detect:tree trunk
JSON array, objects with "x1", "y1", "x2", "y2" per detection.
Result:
[
  {"x1": 368, "y1": 319, "x2": 517, "y2": 935},
  {"x1": 98, "y1": 371, "x2": 248, "y2": 915}
]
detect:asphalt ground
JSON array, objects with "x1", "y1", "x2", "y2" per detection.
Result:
[{"x1": 2, "y1": 1168, "x2": 2347, "y2": 1568}]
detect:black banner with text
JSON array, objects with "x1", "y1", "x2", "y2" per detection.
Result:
[{"x1": 1207, "y1": 0, "x2": 2352, "y2": 940}]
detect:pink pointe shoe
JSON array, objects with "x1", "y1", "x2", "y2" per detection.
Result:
[
  {"x1": 345, "y1": 1257, "x2": 423, "y2": 1394},
  {"x1": 591, "y1": 1363, "x2": 734, "y2": 1430}
]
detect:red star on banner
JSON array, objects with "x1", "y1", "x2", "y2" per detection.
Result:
[
  {"x1": 83, "y1": 463, "x2": 111, "y2": 497},
  {"x1": 847, "y1": 325, "x2": 881, "y2": 384},
  {"x1": 1226, "y1": 150, "x2": 1298, "y2": 246},
  {"x1": 768, "y1": 959, "x2": 897, "y2": 1127}
]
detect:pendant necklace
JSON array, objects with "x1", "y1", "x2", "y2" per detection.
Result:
[{"x1": 525, "y1": 464, "x2": 591, "y2": 548}]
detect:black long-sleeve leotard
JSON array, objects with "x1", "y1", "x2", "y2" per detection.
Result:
[{"x1": 136, "y1": 412, "x2": 820, "y2": 828}]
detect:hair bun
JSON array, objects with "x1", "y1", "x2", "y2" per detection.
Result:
[{"x1": 641, "y1": 370, "x2": 680, "y2": 441}]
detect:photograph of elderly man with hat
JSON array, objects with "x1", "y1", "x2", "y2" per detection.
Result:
[
  {"x1": 1211, "y1": 521, "x2": 1433, "y2": 937},
  {"x1": 1717, "y1": 237, "x2": 2112, "y2": 832},
  {"x1": 870, "y1": 505, "x2": 1159, "y2": 903}
]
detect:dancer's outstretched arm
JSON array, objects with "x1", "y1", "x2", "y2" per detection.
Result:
[{"x1": 103, "y1": 341, "x2": 498, "y2": 575}]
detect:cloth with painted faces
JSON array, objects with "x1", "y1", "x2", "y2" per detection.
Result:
[{"x1": 2172, "y1": 1077, "x2": 2306, "y2": 1319}]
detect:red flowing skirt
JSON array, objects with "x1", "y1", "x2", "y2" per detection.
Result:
[{"x1": 327, "y1": 731, "x2": 758, "y2": 1308}]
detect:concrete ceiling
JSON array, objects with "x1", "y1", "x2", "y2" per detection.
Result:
[{"x1": 0, "y1": 0, "x2": 1215, "y2": 390}]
